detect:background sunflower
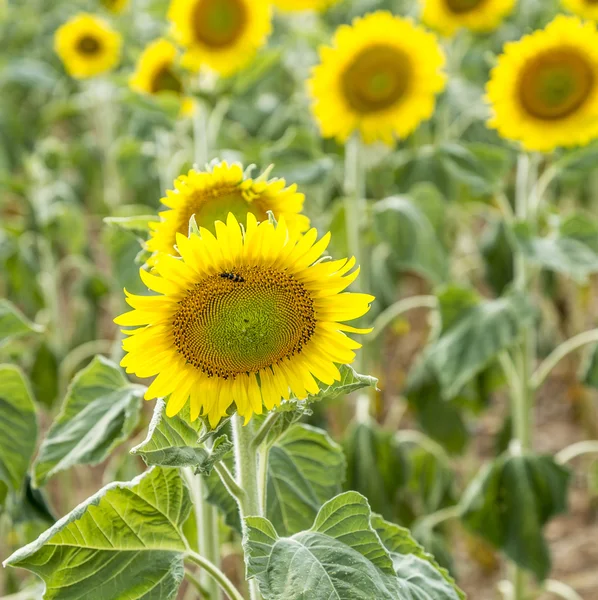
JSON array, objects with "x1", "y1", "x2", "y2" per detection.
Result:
[
  {"x1": 308, "y1": 11, "x2": 446, "y2": 144},
  {"x1": 562, "y1": 0, "x2": 598, "y2": 20},
  {"x1": 54, "y1": 13, "x2": 121, "y2": 79},
  {"x1": 168, "y1": 0, "x2": 272, "y2": 76},
  {"x1": 272, "y1": 0, "x2": 340, "y2": 11}
]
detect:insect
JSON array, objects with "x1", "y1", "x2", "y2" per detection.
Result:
[{"x1": 220, "y1": 272, "x2": 245, "y2": 283}]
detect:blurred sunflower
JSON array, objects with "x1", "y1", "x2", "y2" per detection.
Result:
[
  {"x1": 487, "y1": 15, "x2": 598, "y2": 152},
  {"x1": 116, "y1": 213, "x2": 373, "y2": 426},
  {"x1": 308, "y1": 11, "x2": 445, "y2": 145},
  {"x1": 130, "y1": 39, "x2": 195, "y2": 116},
  {"x1": 54, "y1": 14, "x2": 121, "y2": 79},
  {"x1": 272, "y1": 0, "x2": 339, "y2": 11},
  {"x1": 168, "y1": 0, "x2": 271, "y2": 76},
  {"x1": 562, "y1": 0, "x2": 598, "y2": 20},
  {"x1": 420, "y1": 0, "x2": 515, "y2": 36},
  {"x1": 147, "y1": 161, "x2": 310, "y2": 257},
  {"x1": 100, "y1": 0, "x2": 129, "y2": 13}
]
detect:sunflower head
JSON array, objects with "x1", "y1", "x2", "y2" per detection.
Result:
[
  {"x1": 167, "y1": 0, "x2": 272, "y2": 76},
  {"x1": 116, "y1": 213, "x2": 373, "y2": 426},
  {"x1": 147, "y1": 161, "x2": 310, "y2": 260},
  {"x1": 54, "y1": 13, "x2": 122, "y2": 79},
  {"x1": 308, "y1": 11, "x2": 446, "y2": 145},
  {"x1": 272, "y1": 0, "x2": 340, "y2": 11},
  {"x1": 130, "y1": 38, "x2": 195, "y2": 116},
  {"x1": 419, "y1": 0, "x2": 516, "y2": 36},
  {"x1": 562, "y1": 0, "x2": 598, "y2": 21},
  {"x1": 100, "y1": 0, "x2": 129, "y2": 13},
  {"x1": 487, "y1": 15, "x2": 598, "y2": 152}
]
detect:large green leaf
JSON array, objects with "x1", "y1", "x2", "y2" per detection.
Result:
[
  {"x1": 426, "y1": 291, "x2": 534, "y2": 399},
  {"x1": 244, "y1": 491, "x2": 463, "y2": 600},
  {"x1": 32, "y1": 356, "x2": 143, "y2": 487},
  {"x1": 0, "y1": 365, "x2": 37, "y2": 498},
  {"x1": 373, "y1": 195, "x2": 448, "y2": 285},
  {"x1": 131, "y1": 399, "x2": 232, "y2": 475},
  {"x1": 0, "y1": 299, "x2": 42, "y2": 346},
  {"x1": 267, "y1": 423, "x2": 345, "y2": 537},
  {"x1": 4, "y1": 467, "x2": 190, "y2": 600},
  {"x1": 514, "y1": 218, "x2": 598, "y2": 283},
  {"x1": 460, "y1": 453, "x2": 570, "y2": 580}
]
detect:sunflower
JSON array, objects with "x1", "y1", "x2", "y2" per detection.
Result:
[
  {"x1": 54, "y1": 14, "x2": 122, "y2": 79},
  {"x1": 167, "y1": 0, "x2": 271, "y2": 77},
  {"x1": 487, "y1": 15, "x2": 598, "y2": 152},
  {"x1": 116, "y1": 213, "x2": 373, "y2": 426},
  {"x1": 308, "y1": 11, "x2": 446, "y2": 145},
  {"x1": 272, "y1": 0, "x2": 339, "y2": 11},
  {"x1": 130, "y1": 39, "x2": 195, "y2": 116},
  {"x1": 147, "y1": 161, "x2": 310, "y2": 259},
  {"x1": 420, "y1": 0, "x2": 516, "y2": 36},
  {"x1": 100, "y1": 0, "x2": 129, "y2": 13},
  {"x1": 562, "y1": 0, "x2": 598, "y2": 20}
]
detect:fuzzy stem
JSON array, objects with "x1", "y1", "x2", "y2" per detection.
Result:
[
  {"x1": 555, "y1": 440, "x2": 598, "y2": 465},
  {"x1": 232, "y1": 415, "x2": 263, "y2": 600},
  {"x1": 185, "y1": 551, "x2": 245, "y2": 600}
]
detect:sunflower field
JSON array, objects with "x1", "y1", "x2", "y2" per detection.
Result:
[{"x1": 3, "y1": 0, "x2": 598, "y2": 598}]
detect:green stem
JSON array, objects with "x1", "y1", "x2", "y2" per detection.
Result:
[
  {"x1": 415, "y1": 505, "x2": 461, "y2": 532},
  {"x1": 232, "y1": 414, "x2": 263, "y2": 600},
  {"x1": 555, "y1": 440, "x2": 598, "y2": 465},
  {"x1": 185, "y1": 551, "x2": 245, "y2": 600},
  {"x1": 544, "y1": 580, "x2": 583, "y2": 600},
  {"x1": 193, "y1": 100, "x2": 210, "y2": 169},
  {"x1": 258, "y1": 444, "x2": 270, "y2": 517}
]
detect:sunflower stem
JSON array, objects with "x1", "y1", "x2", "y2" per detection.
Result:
[
  {"x1": 232, "y1": 415, "x2": 263, "y2": 600},
  {"x1": 185, "y1": 550, "x2": 245, "y2": 600}
]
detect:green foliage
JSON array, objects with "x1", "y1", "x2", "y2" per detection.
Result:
[
  {"x1": 4, "y1": 467, "x2": 190, "y2": 599},
  {"x1": 0, "y1": 365, "x2": 37, "y2": 501},
  {"x1": 244, "y1": 491, "x2": 464, "y2": 600},
  {"x1": 305, "y1": 364, "x2": 378, "y2": 404},
  {"x1": 0, "y1": 298, "x2": 42, "y2": 347},
  {"x1": 32, "y1": 356, "x2": 143, "y2": 487},
  {"x1": 461, "y1": 453, "x2": 571, "y2": 580}
]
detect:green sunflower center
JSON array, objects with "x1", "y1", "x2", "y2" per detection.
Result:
[
  {"x1": 151, "y1": 67, "x2": 183, "y2": 95},
  {"x1": 77, "y1": 35, "x2": 101, "y2": 55},
  {"x1": 192, "y1": 0, "x2": 247, "y2": 48},
  {"x1": 342, "y1": 45, "x2": 412, "y2": 114},
  {"x1": 176, "y1": 185, "x2": 267, "y2": 237},
  {"x1": 445, "y1": 0, "x2": 485, "y2": 14},
  {"x1": 172, "y1": 266, "x2": 316, "y2": 378},
  {"x1": 519, "y1": 49, "x2": 594, "y2": 120}
]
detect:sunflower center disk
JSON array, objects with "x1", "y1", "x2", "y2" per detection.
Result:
[
  {"x1": 77, "y1": 35, "x2": 101, "y2": 55},
  {"x1": 445, "y1": 0, "x2": 485, "y2": 14},
  {"x1": 177, "y1": 187, "x2": 267, "y2": 236},
  {"x1": 172, "y1": 266, "x2": 316, "y2": 379},
  {"x1": 342, "y1": 45, "x2": 411, "y2": 114},
  {"x1": 519, "y1": 49, "x2": 594, "y2": 120},
  {"x1": 192, "y1": 0, "x2": 247, "y2": 48},
  {"x1": 152, "y1": 67, "x2": 183, "y2": 94}
]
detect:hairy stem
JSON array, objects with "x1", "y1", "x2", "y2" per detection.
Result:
[{"x1": 185, "y1": 551, "x2": 245, "y2": 600}]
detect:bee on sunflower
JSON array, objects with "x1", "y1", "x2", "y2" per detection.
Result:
[
  {"x1": 146, "y1": 161, "x2": 310, "y2": 258},
  {"x1": 54, "y1": 13, "x2": 122, "y2": 79},
  {"x1": 130, "y1": 39, "x2": 195, "y2": 116},
  {"x1": 420, "y1": 0, "x2": 516, "y2": 36},
  {"x1": 272, "y1": 0, "x2": 339, "y2": 11},
  {"x1": 562, "y1": 0, "x2": 598, "y2": 21},
  {"x1": 167, "y1": 0, "x2": 272, "y2": 77},
  {"x1": 308, "y1": 11, "x2": 446, "y2": 145},
  {"x1": 100, "y1": 0, "x2": 129, "y2": 13},
  {"x1": 116, "y1": 213, "x2": 373, "y2": 426},
  {"x1": 487, "y1": 15, "x2": 598, "y2": 152}
]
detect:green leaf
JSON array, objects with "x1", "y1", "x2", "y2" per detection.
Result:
[
  {"x1": 343, "y1": 420, "x2": 408, "y2": 519},
  {"x1": 244, "y1": 491, "x2": 463, "y2": 600},
  {"x1": 480, "y1": 219, "x2": 515, "y2": 296},
  {"x1": 267, "y1": 423, "x2": 346, "y2": 537},
  {"x1": 131, "y1": 399, "x2": 232, "y2": 475},
  {"x1": 306, "y1": 365, "x2": 378, "y2": 404},
  {"x1": 0, "y1": 299, "x2": 42, "y2": 346},
  {"x1": 514, "y1": 219, "x2": 598, "y2": 283},
  {"x1": 460, "y1": 453, "x2": 570, "y2": 580},
  {"x1": 426, "y1": 291, "x2": 534, "y2": 399},
  {"x1": 0, "y1": 365, "x2": 37, "y2": 496},
  {"x1": 204, "y1": 457, "x2": 242, "y2": 533},
  {"x1": 373, "y1": 195, "x2": 448, "y2": 285},
  {"x1": 4, "y1": 467, "x2": 190, "y2": 600},
  {"x1": 372, "y1": 515, "x2": 464, "y2": 599},
  {"x1": 32, "y1": 356, "x2": 143, "y2": 487},
  {"x1": 103, "y1": 214, "x2": 160, "y2": 233}
]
